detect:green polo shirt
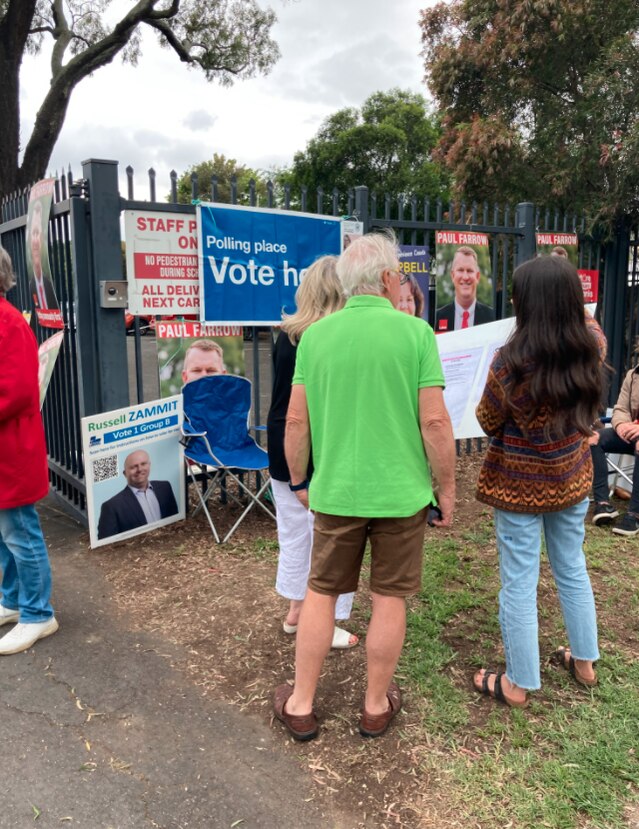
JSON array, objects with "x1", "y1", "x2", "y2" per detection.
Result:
[{"x1": 292, "y1": 295, "x2": 445, "y2": 517}]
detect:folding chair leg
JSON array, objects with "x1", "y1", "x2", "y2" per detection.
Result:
[
  {"x1": 185, "y1": 462, "x2": 221, "y2": 543},
  {"x1": 221, "y1": 476, "x2": 276, "y2": 543},
  {"x1": 607, "y1": 459, "x2": 634, "y2": 498}
]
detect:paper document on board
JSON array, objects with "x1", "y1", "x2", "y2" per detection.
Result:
[{"x1": 436, "y1": 317, "x2": 516, "y2": 440}]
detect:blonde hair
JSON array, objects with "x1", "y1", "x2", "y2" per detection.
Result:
[{"x1": 281, "y1": 255, "x2": 344, "y2": 344}]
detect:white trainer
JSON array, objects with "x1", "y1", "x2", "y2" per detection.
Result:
[
  {"x1": 0, "y1": 605, "x2": 19, "y2": 626},
  {"x1": 0, "y1": 617, "x2": 58, "y2": 655}
]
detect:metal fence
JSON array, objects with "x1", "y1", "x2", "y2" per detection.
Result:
[
  {"x1": 0, "y1": 158, "x2": 635, "y2": 523},
  {"x1": 1, "y1": 173, "x2": 86, "y2": 521}
]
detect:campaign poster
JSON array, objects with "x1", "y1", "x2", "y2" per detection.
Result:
[
  {"x1": 398, "y1": 245, "x2": 429, "y2": 321},
  {"x1": 38, "y1": 331, "x2": 64, "y2": 409},
  {"x1": 341, "y1": 219, "x2": 363, "y2": 251},
  {"x1": 578, "y1": 269, "x2": 599, "y2": 304},
  {"x1": 156, "y1": 320, "x2": 245, "y2": 398},
  {"x1": 124, "y1": 210, "x2": 199, "y2": 315},
  {"x1": 82, "y1": 396, "x2": 185, "y2": 549},
  {"x1": 434, "y1": 231, "x2": 494, "y2": 333},
  {"x1": 436, "y1": 318, "x2": 516, "y2": 440},
  {"x1": 536, "y1": 232, "x2": 578, "y2": 265},
  {"x1": 26, "y1": 178, "x2": 64, "y2": 330},
  {"x1": 197, "y1": 204, "x2": 341, "y2": 324},
  {"x1": 535, "y1": 233, "x2": 598, "y2": 303}
]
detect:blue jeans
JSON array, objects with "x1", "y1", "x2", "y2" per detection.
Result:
[
  {"x1": 591, "y1": 428, "x2": 639, "y2": 512},
  {"x1": 0, "y1": 505, "x2": 54, "y2": 623},
  {"x1": 494, "y1": 498, "x2": 598, "y2": 690}
]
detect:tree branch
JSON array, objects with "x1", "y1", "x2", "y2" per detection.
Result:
[
  {"x1": 21, "y1": 1, "x2": 159, "y2": 180},
  {"x1": 149, "y1": 0, "x2": 180, "y2": 20},
  {"x1": 145, "y1": 17, "x2": 196, "y2": 65},
  {"x1": 51, "y1": 0, "x2": 73, "y2": 77}
]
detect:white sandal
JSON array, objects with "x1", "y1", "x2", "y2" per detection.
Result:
[{"x1": 282, "y1": 622, "x2": 358, "y2": 649}]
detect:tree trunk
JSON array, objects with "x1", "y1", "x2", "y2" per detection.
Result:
[
  {"x1": 18, "y1": 2, "x2": 155, "y2": 193},
  {"x1": 0, "y1": 0, "x2": 38, "y2": 198}
]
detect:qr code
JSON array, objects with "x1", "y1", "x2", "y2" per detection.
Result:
[{"x1": 92, "y1": 455, "x2": 119, "y2": 483}]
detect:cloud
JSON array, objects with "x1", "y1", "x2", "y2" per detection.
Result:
[
  {"x1": 272, "y1": 33, "x2": 423, "y2": 108},
  {"x1": 48, "y1": 124, "x2": 213, "y2": 200},
  {"x1": 182, "y1": 110, "x2": 217, "y2": 131},
  {"x1": 265, "y1": 0, "x2": 426, "y2": 106}
]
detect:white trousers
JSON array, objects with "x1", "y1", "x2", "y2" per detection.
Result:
[{"x1": 271, "y1": 479, "x2": 354, "y2": 620}]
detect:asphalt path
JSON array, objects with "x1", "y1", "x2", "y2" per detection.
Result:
[{"x1": 0, "y1": 497, "x2": 341, "y2": 829}]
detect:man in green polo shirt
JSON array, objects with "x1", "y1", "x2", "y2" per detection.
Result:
[{"x1": 273, "y1": 232, "x2": 456, "y2": 741}]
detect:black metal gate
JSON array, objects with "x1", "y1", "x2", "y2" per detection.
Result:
[{"x1": 1, "y1": 159, "x2": 636, "y2": 524}]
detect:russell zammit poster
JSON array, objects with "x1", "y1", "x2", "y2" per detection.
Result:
[{"x1": 82, "y1": 396, "x2": 185, "y2": 548}]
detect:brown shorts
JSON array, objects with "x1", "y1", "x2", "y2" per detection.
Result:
[{"x1": 308, "y1": 508, "x2": 428, "y2": 598}]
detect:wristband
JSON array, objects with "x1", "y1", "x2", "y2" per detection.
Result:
[{"x1": 289, "y1": 479, "x2": 308, "y2": 492}]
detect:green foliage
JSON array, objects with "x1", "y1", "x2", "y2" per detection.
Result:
[
  {"x1": 174, "y1": 153, "x2": 268, "y2": 205},
  {"x1": 420, "y1": 0, "x2": 639, "y2": 224},
  {"x1": 282, "y1": 88, "x2": 450, "y2": 201},
  {"x1": 0, "y1": 1, "x2": 280, "y2": 196}
]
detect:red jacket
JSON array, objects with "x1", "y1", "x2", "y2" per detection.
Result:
[{"x1": 0, "y1": 297, "x2": 49, "y2": 509}]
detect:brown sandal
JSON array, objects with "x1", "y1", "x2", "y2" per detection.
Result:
[
  {"x1": 359, "y1": 682, "x2": 402, "y2": 738},
  {"x1": 473, "y1": 669, "x2": 529, "y2": 708},
  {"x1": 273, "y1": 684, "x2": 318, "y2": 741},
  {"x1": 553, "y1": 647, "x2": 598, "y2": 687}
]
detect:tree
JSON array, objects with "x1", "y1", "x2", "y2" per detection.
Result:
[
  {"x1": 0, "y1": 1, "x2": 279, "y2": 197},
  {"x1": 420, "y1": 0, "x2": 639, "y2": 224},
  {"x1": 174, "y1": 153, "x2": 267, "y2": 204},
  {"x1": 282, "y1": 89, "x2": 450, "y2": 203}
]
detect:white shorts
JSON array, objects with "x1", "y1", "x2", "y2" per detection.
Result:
[{"x1": 270, "y1": 478, "x2": 354, "y2": 619}]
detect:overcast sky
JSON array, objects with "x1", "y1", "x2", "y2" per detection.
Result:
[{"x1": 20, "y1": 0, "x2": 436, "y2": 199}]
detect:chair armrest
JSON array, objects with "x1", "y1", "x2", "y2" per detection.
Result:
[{"x1": 181, "y1": 422, "x2": 207, "y2": 437}]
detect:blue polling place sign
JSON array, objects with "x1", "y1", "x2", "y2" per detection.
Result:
[{"x1": 197, "y1": 203, "x2": 342, "y2": 324}]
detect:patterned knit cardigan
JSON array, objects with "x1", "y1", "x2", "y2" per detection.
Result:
[{"x1": 476, "y1": 317, "x2": 606, "y2": 514}]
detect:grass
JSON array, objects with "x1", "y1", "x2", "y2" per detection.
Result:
[{"x1": 402, "y1": 512, "x2": 639, "y2": 829}]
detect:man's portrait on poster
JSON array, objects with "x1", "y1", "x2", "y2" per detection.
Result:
[{"x1": 96, "y1": 449, "x2": 178, "y2": 540}]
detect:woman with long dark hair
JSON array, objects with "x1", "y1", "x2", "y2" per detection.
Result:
[{"x1": 473, "y1": 256, "x2": 606, "y2": 707}]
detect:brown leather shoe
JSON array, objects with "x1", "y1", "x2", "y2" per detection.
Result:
[
  {"x1": 273, "y1": 684, "x2": 318, "y2": 741},
  {"x1": 359, "y1": 681, "x2": 402, "y2": 738},
  {"x1": 553, "y1": 647, "x2": 598, "y2": 687}
]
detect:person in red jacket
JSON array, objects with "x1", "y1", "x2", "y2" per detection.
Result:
[{"x1": 0, "y1": 246, "x2": 58, "y2": 654}]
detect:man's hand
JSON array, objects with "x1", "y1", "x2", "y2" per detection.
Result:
[
  {"x1": 430, "y1": 491, "x2": 454, "y2": 528},
  {"x1": 617, "y1": 422, "x2": 639, "y2": 442}
]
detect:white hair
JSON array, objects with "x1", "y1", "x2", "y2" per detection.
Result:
[
  {"x1": 336, "y1": 231, "x2": 399, "y2": 297},
  {"x1": 0, "y1": 246, "x2": 16, "y2": 294}
]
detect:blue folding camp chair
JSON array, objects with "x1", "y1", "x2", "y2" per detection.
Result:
[{"x1": 181, "y1": 374, "x2": 275, "y2": 543}]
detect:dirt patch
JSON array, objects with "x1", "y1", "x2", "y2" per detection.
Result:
[{"x1": 92, "y1": 453, "x2": 636, "y2": 828}]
